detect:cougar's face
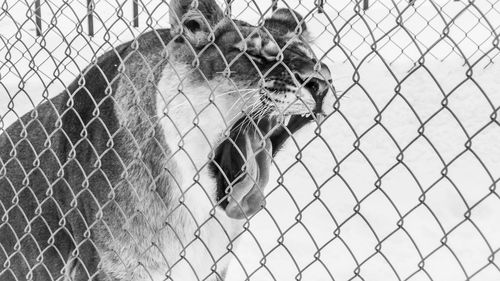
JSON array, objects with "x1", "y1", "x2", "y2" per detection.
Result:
[
  {"x1": 167, "y1": 5, "x2": 334, "y2": 220},
  {"x1": 195, "y1": 19, "x2": 332, "y2": 124}
]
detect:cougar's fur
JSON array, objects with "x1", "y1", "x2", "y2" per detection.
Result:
[{"x1": 0, "y1": 0, "x2": 333, "y2": 280}]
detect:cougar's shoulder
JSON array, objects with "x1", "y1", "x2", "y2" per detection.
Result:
[{"x1": 0, "y1": 29, "x2": 173, "y2": 281}]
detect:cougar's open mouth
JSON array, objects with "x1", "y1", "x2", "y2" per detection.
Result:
[{"x1": 209, "y1": 107, "x2": 325, "y2": 219}]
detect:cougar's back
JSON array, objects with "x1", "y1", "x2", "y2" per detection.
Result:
[{"x1": 0, "y1": 30, "x2": 172, "y2": 281}]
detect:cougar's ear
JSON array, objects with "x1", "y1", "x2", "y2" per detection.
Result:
[
  {"x1": 169, "y1": 0, "x2": 224, "y2": 47},
  {"x1": 264, "y1": 8, "x2": 309, "y2": 38}
]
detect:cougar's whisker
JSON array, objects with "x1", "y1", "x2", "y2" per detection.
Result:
[
  {"x1": 167, "y1": 89, "x2": 257, "y2": 112},
  {"x1": 234, "y1": 102, "x2": 266, "y2": 140},
  {"x1": 225, "y1": 90, "x2": 259, "y2": 115},
  {"x1": 137, "y1": 89, "x2": 258, "y2": 131}
]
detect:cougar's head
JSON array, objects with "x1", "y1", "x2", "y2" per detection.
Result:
[{"x1": 168, "y1": 0, "x2": 333, "y2": 219}]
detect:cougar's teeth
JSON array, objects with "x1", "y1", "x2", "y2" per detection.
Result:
[
  {"x1": 316, "y1": 114, "x2": 325, "y2": 123},
  {"x1": 285, "y1": 115, "x2": 291, "y2": 124}
]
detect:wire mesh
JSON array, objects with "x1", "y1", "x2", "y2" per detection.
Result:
[{"x1": 1, "y1": 0, "x2": 499, "y2": 280}]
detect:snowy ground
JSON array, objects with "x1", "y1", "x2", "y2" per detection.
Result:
[
  {"x1": 224, "y1": 61, "x2": 500, "y2": 281},
  {"x1": 1, "y1": 0, "x2": 500, "y2": 280}
]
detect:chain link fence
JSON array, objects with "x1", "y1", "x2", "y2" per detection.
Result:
[{"x1": 1, "y1": 0, "x2": 500, "y2": 280}]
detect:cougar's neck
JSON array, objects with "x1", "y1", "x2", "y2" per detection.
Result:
[
  {"x1": 108, "y1": 55, "x2": 239, "y2": 279},
  {"x1": 156, "y1": 61, "x2": 247, "y2": 225}
]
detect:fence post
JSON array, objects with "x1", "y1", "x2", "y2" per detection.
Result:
[
  {"x1": 34, "y1": 0, "x2": 42, "y2": 36},
  {"x1": 226, "y1": 0, "x2": 232, "y2": 17},
  {"x1": 133, "y1": 0, "x2": 139, "y2": 27},
  {"x1": 363, "y1": 0, "x2": 369, "y2": 11},
  {"x1": 87, "y1": 0, "x2": 94, "y2": 36}
]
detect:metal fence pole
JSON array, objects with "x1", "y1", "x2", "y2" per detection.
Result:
[
  {"x1": 87, "y1": 0, "x2": 94, "y2": 36},
  {"x1": 34, "y1": 0, "x2": 42, "y2": 36}
]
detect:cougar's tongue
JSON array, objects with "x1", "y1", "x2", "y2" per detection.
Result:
[{"x1": 224, "y1": 123, "x2": 273, "y2": 219}]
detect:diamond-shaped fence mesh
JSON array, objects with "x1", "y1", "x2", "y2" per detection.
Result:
[{"x1": 1, "y1": 0, "x2": 499, "y2": 280}]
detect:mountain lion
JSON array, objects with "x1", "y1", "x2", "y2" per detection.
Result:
[{"x1": 0, "y1": 0, "x2": 333, "y2": 280}]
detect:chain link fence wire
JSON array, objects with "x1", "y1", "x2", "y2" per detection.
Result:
[{"x1": 1, "y1": 0, "x2": 500, "y2": 280}]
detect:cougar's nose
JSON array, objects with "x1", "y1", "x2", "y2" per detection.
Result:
[{"x1": 294, "y1": 61, "x2": 331, "y2": 103}]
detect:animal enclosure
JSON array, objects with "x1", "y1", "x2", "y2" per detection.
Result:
[{"x1": 1, "y1": 0, "x2": 500, "y2": 280}]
